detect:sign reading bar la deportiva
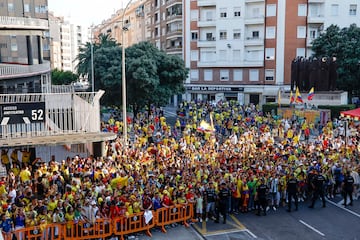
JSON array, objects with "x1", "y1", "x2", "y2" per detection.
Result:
[{"x1": 186, "y1": 86, "x2": 244, "y2": 92}]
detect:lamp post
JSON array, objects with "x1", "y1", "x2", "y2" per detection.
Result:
[
  {"x1": 122, "y1": 0, "x2": 133, "y2": 146},
  {"x1": 90, "y1": 26, "x2": 95, "y2": 92}
]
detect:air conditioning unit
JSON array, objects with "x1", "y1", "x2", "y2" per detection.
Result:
[{"x1": 266, "y1": 56, "x2": 274, "y2": 60}]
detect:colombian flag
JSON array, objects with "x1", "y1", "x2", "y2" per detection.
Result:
[
  {"x1": 289, "y1": 90, "x2": 295, "y2": 104},
  {"x1": 307, "y1": 87, "x2": 314, "y2": 100},
  {"x1": 295, "y1": 87, "x2": 303, "y2": 103}
]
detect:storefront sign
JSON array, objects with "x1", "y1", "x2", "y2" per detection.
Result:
[{"x1": 186, "y1": 86, "x2": 244, "y2": 92}]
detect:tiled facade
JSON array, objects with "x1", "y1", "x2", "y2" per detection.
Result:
[{"x1": 0, "y1": 0, "x2": 51, "y2": 93}]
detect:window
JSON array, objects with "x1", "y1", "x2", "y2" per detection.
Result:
[
  {"x1": 266, "y1": 4, "x2": 276, "y2": 17},
  {"x1": 219, "y1": 50, "x2": 226, "y2": 61},
  {"x1": 24, "y1": 4, "x2": 30, "y2": 12},
  {"x1": 331, "y1": 4, "x2": 339, "y2": 16},
  {"x1": 220, "y1": 70, "x2": 229, "y2": 81},
  {"x1": 233, "y1": 50, "x2": 241, "y2": 61},
  {"x1": 233, "y1": 29, "x2": 241, "y2": 39},
  {"x1": 298, "y1": 4, "x2": 307, "y2": 16},
  {"x1": 155, "y1": 13, "x2": 159, "y2": 22},
  {"x1": 204, "y1": 70, "x2": 213, "y2": 81},
  {"x1": 233, "y1": 69, "x2": 243, "y2": 81},
  {"x1": 8, "y1": 3, "x2": 14, "y2": 11},
  {"x1": 252, "y1": 7, "x2": 260, "y2": 18},
  {"x1": 206, "y1": 11, "x2": 214, "y2": 21},
  {"x1": 234, "y1": 7, "x2": 241, "y2": 17},
  {"x1": 10, "y1": 36, "x2": 17, "y2": 51},
  {"x1": 252, "y1": 31, "x2": 259, "y2": 39},
  {"x1": 190, "y1": 10, "x2": 198, "y2": 21},
  {"x1": 155, "y1": 27, "x2": 159, "y2": 37},
  {"x1": 191, "y1": 50, "x2": 199, "y2": 61},
  {"x1": 350, "y1": 4, "x2": 357, "y2": 16},
  {"x1": 219, "y1": 31, "x2": 227, "y2": 40},
  {"x1": 206, "y1": 33, "x2": 214, "y2": 41},
  {"x1": 297, "y1": 26, "x2": 306, "y2": 38},
  {"x1": 190, "y1": 69, "x2": 199, "y2": 81},
  {"x1": 266, "y1": 26, "x2": 276, "y2": 39},
  {"x1": 309, "y1": 30, "x2": 317, "y2": 39},
  {"x1": 265, "y1": 69, "x2": 275, "y2": 81},
  {"x1": 265, "y1": 48, "x2": 275, "y2": 60},
  {"x1": 200, "y1": 50, "x2": 216, "y2": 62},
  {"x1": 249, "y1": 69, "x2": 259, "y2": 81},
  {"x1": 220, "y1": 8, "x2": 227, "y2": 18},
  {"x1": 191, "y1": 32, "x2": 198, "y2": 41},
  {"x1": 296, "y1": 48, "x2": 305, "y2": 57}
]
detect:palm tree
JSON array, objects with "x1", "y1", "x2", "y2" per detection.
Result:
[{"x1": 75, "y1": 33, "x2": 119, "y2": 88}]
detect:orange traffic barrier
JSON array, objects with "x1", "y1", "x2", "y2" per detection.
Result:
[
  {"x1": 2, "y1": 203, "x2": 195, "y2": 240},
  {"x1": 155, "y1": 204, "x2": 189, "y2": 233},
  {"x1": 63, "y1": 218, "x2": 112, "y2": 240},
  {"x1": 112, "y1": 210, "x2": 156, "y2": 240},
  {"x1": 5, "y1": 223, "x2": 63, "y2": 240}
]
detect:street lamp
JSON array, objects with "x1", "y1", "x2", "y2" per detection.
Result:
[
  {"x1": 122, "y1": 0, "x2": 133, "y2": 146},
  {"x1": 90, "y1": 26, "x2": 95, "y2": 92}
]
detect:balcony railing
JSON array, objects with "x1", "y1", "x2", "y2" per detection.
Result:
[
  {"x1": 197, "y1": 0, "x2": 216, "y2": 7},
  {"x1": 0, "y1": 16, "x2": 49, "y2": 30},
  {"x1": 0, "y1": 61, "x2": 50, "y2": 80},
  {"x1": 197, "y1": 18, "x2": 216, "y2": 27}
]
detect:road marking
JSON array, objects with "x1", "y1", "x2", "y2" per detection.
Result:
[
  {"x1": 299, "y1": 220, "x2": 325, "y2": 237},
  {"x1": 327, "y1": 199, "x2": 360, "y2": 218},
  {"x1": 204, "y1": 229, "x2": 252, "y2": 237}
]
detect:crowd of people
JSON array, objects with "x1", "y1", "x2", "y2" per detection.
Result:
[{"x1": 1, "y1": 100, "x2": 360, "y2": 237}]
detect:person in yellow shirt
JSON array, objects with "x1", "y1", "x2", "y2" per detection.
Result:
[
  {"x1": 10, "y1": 149, "x2": 19, "y2": 167},
  {"x1": 19, "y1": 166, "x2": 31, "y2": 183},
  {"x1": 1, "y1": 149, "x2": 10, "y2": 172},
  {"x1": 21, "y1": 149, "x2": 31, "y2": 166}
]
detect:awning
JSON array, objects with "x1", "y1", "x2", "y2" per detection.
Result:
[
  {"x1": 0, "y1": 132, "x2": 117, "y2": 147},
  {"x1": 340, "y1": 108, "x2": 360, "y2": 121}
]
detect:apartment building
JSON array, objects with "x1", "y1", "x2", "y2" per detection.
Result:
[
  {"x1": 145, "y1": 0, "x2": 183, "y2": 59},
  {"x1": 49, "y1": 12, "x2": 82, "y2": 72},
  {"x1": 93, "y1": 0, "x2": 146, "y2": 48},
  {"x1": 184, "y1": 0, "x2": 360, "y2": 105},
  {"x1": 0, "y1": 0, "x2": 51, "y2": 93}
]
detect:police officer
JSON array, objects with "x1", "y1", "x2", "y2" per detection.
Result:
[
  {"x1": 309, "y1": 170, "x2": 326, "y2": 208},
  {"x1": 342, "y1": 171, "x2": 354, "y2": 207},
  {"x1": 215, "y1": 182, "x2": 231, "y2": 224},
  {"x1": 287, "y1": 173, "x2": 299, "y2": 212},
  {"x1": 256, "y1": 178, "x2": 268, "y2": 216}
]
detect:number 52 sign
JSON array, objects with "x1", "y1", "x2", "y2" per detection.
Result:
[{"x1": 0, "y1": 102, "x2": 45, "y2": 125}]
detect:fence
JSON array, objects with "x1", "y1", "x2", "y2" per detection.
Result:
[{"x1": 3, "y1": 203, "x2": 196, "y2": 240}]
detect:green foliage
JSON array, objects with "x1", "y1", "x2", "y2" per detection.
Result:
[
  {"x1": 311, "y1": 24, "x2": 360, "y2": 99},
  {"x1": 318, "y1": 104, "x2": 356, "y2": 118},
  {"x1": 75, "y1": 37, "x2": 188, "y2": 109},
  {"x1": 51, "y1": 69, "x2": 78, "y2": 85}
]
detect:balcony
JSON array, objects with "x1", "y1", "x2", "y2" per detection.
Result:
[
  {"x1": 308, "y1": 0, "x2": 325, "y2": 3},
  {"x1": 166, "y1": 14, "x2": 182, "y2": 23},
  {"x1": 197, "y1": 60, "x2": 264, "y2": 68},
  {"x1": 244, "y1": 37, "x2": 264, "y2": 46},
  {"x1": 245, "y1": 0, "x2": 265, "y2": 3},
  {"x1": 166, "y1": 29, "x2": 182, "y2": 39},
  {"x1": 197, "y1": 18, "x2": 216, "y2": 28},
  {"x1": 307, "y1": 15, "x2": 325, "y2": 24},
  {"x1": 197, "y1": 0, "x2": 216, "y2": 7},
  {"x1": 307, "y1": 37, "x2": 316, "y2": 47},
  {"x1": 197, "y1": 38, "x2": 216, "y2": 48},
  {"x1": 245, "y1": 16, "x2": 265, "y2": 25},
  {"x1": 0, "y1": 61, "x2": 50, "y2": 80},
  {"x1": 0, "y1": 16, "x2": 49, "y2": 31},
  {"x1": 166, "y1": 45, "x2": 182, "y2": 54}
]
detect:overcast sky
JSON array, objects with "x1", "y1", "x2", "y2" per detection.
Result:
[{"x1": 48, "y1": 0, "x2": 127, "y2": 29}]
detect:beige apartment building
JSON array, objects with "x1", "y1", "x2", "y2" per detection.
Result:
[
  {"x1": 48, "y1": 12, "x2": 82, "y2": 73},
  {"x1": 0, "y1": 0, "x2": 51, "y2": 93}
]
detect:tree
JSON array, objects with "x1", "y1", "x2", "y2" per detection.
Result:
[
  {"x1": 76, "y1": 38, "x2": 188, "y2": 110},
  {"x1": 125, "y1": 41, "x2": 188, "y2": 116},
  {"x1": 51, "y1": 69, "x2": 78, "y2": 85},
  {"x1": 311, "y1": 24, "x2": 360, "y2": 99}
]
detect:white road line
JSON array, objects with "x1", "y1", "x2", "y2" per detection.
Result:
[
  {"x1": 327, "y1": 199, "x2": 360, "y2": 218},
  {"x1": 299, "y1": 220, "x2": 325, "y2": 237},
  {"x1": 244, "y1": 229, "x2": 258, "y2": 239},
  {"x1": 204, "y1": 229, "x2": 251, "y2": 237}
]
